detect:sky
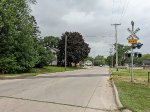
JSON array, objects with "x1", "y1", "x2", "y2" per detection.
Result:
[{"x1": 31, "y1": 0, "x2": 150, "y2": 57}]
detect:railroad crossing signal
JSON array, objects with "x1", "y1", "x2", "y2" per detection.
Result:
[
  {"x1": 127, "y1": 27, "x2": 140, "y2": 40},
  {"x1": 134, "y1": 28, "x2": 140, "y2": 34},
  {"x1": 127, "y1": 27, "x2": 140, "y2": 35},
  {"x1": 127, "y1": 21, "x2": 142, "y2": 83}
]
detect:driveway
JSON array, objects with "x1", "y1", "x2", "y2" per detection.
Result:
[{"x1": 0, "y1": 67, "x2": 118, "y2": 112}]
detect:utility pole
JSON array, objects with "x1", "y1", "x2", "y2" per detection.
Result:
[
  {"x1": 65, "y1": 35, "x2": 67, "y2": 71},
  {"x1": 111, "y1": 23, "x2": 121, "y2": 71}
]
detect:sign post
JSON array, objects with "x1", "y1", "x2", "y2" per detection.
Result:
[{"x1": 127, "y1": 21, "x2": 140, "y2": 82}]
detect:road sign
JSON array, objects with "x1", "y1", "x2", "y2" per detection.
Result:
[
  {"x1": 130, "y1": 34, "x2": 139, "y2": 39},
  {"x1": 127, "y1": 28, "x2": 132, "y2": 34},
  {"x1": 133, "y1": 28, "x2": 140, "y2": 34},
  {"x1": 128, "y1": 39, "x2": 137, "y2": 44},
  {"x1": 127, "y1": 35, "x2": 139, "y2": 40},
  {"x1": 127, "y1": 27, "x2": 140, "y2": 40},
  {"x1": 127, "y1": 35, "x2": 133, "y2": 40},
  {"x1": 127, "y1": 28, "x2": 140, "y2": 35}
]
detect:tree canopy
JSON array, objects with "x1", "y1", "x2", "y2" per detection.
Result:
[
  {"x1": 94, "y1": 55, "x2": 105, "y2": 66},
  {"x1": 57, "y1": 32, "x2": 90, "y2": 66},
  {"x1": 43, "y1": 36, "x2": 60, "y2": 48},
  {"x1": 106, "y1": 44, "x2": 131, "y2": 66},
  {"x1": 0, "y1": 0, "x2": 40, "y2": 73}
]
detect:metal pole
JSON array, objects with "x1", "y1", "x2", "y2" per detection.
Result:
[
  {"x1": 131, "y1": 21, "x2": 134, "y2": 82},
  {"x1": 65, "y1": 35, "x2": 67, "y2": 71},
  {"x1": 148, "y1": 72, "x2": 150, "y2": 83},
  {"x1": 112, "y1": 53, "x2": 113, "y2": 68},
  {"x1": 131, "y1": 46, "x2": 134, "y2": 82}
]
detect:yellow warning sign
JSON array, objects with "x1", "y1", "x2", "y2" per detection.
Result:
[{"x1": 128, "y1": 39, "x2": 137, "y2": 44}]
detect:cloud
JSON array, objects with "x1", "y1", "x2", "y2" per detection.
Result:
[
  {"x1": 31, "y1": 0, "x2": 150, "y2": 57},
  {"x1": 62, "y1": 10, "x2": 95, "y2": 25}
]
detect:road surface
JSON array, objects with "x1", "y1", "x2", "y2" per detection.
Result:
[{"x1": 0, "y1": 67, "x2": 118, "y2": 112}]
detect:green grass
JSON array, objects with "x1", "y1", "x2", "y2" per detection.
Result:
[
  {"x1": 0, "y1": 66, "x2": 80, "y2": 78},
  {"x1": 112, "y1": 68, "x2": 150, "y2": 112},
  {"x1": 33, "y1": 66, "x2": 79, "y2": 74},
  {"x1": 115, "y1": 80, "x2": 150, "y2": 112},
  {"x1": 112, "y1": 68, "x2": 148, "y2": 77},
  {"x1": 112, "y1": 68, "x2": 149, "y2": 82}
]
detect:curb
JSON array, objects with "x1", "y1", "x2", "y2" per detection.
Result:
[
  {"x1": 111, "y1": 79, "x2": 123, "y2": 108},
  {"x1": 109, "y1": 69, "x2": 132, "y2": 112},
  {"x1": 0, "y1": 75, "x2": 34, "y2": 80},
  {"x1": 0, "y1": 68, "x2": 85, "y2": 80},
  {"x1": 109, "y1": 68, "x2": 123, "y2": 109},
  {"x1": 109, "y1": 71, "x2": 123, "y2": 109},
  {"x1": 37, "y1": 68, "x2": 85, "y2": 76}
]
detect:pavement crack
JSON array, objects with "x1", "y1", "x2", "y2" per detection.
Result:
[
  {"x1": 83, "y1": 79, "x2": 101, "y2": 112},
  {"x1": 0, "y1": 96, "x2": 115, "y2": 112}
]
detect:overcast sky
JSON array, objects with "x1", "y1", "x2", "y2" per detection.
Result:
[{"x1": 31, "y1": 0, "x2": 150, "y2": 57}]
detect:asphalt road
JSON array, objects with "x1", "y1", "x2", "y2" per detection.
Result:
[{"x1": 0, "y1": 67, "x2": 118, "y2": 112}]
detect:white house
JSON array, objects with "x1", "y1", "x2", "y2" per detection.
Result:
[
  {"x1": 84, "y1": 60, "x2": 93, "y2": 66},
  {"x1": 50, "y1": 48, "x2": 59, "y2": 65}
]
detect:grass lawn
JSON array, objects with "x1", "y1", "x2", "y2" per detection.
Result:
[
  {"x1": 0, "y1": 66, "x2": 80, "y2": 78},
  {"x1": 112, "y1": 68, "x2": 150, "y2": 112},
  {"x1": 112, "y1": 68, "x2": 149, "y2": 82},
  {"x1": 115, "y1": 80, "x2": 150, "y2": 112}
]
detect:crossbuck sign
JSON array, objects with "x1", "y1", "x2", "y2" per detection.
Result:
[{"x1": 127, "y1": 27, "x2": 140, "y2": 44}]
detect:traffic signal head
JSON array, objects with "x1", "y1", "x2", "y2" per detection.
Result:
[
  {"x1": 125, "y1": 53, "x2": 131, "y2": 58},
  {"x1": 134, "y1": 52, "x2": 142, "y2": 57},
  {"x1": 134, "y1": 53, "x2": 137, "y2": 57},
  {"x1": 136, "y1": 42, "x2": 143, "y2": 49},
  {"x1": 138, "y1": 53, "x2": 142, "y2": 57},
  {"x1": 126, "y1": 52, "x2": 142, "y2": 58},
  {"x1": 132, "y1": 44, "x2": 137, "y2": 49},
  {"x1": 128, "y1": 53, "x2": 131, "y2": 57}
]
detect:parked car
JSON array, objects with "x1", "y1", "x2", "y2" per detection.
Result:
[{"x1": 99, "y1": 65, "x2": 103, "y2": 67}]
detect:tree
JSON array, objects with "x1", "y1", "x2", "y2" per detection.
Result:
[
  {"x1": 57, "y1": 32, "x2": 90, "y2": 66},
  {"x1": 43, "y1": 36, "x2": 60, "y2": 48},
  {"x1": 106, "y1": 55, "x2": 113, "y2": 66},
  {"x1": 141, "y1": 54, "x2": 150, "y2": 59},
  {"x1": 106, "y1": 44, "x2": 130, "y2": 66},
  {"x1": 84, "y1": 56, "x2": 93, "y2": 62},
  {"x1": 134, "y1": 54, "x2": 150, "y2": 66},
  {"x1": 114, "y1": 44, "x2": 131, "y2": 66},
  {"x1": 37, "y1": 36, "x2": 60, "y2": 67},
  {"x1": 35, "y1": 41, "x2": 54, "y2": 68},
  {"x1": 0, "y1": 0, "x2": 39, "y2": 73},
  {"x1": 94, "y1": 55, "x2": 105, "y2": 66}
]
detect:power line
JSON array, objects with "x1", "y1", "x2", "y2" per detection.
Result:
[
  {"x1": 111, "y1": 0, "x2": 131, "y2": 23},
  {"x1": 112, "y1": 0, "x2": 122, "y2": 23},
  {"x1": 118, "y1": 0, "x2": 127, "y2": 22},
  {"x1": 119, "y1": 0, "x2": 131, "y2": 23}
]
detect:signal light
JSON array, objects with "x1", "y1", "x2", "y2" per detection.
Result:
[
  {"x1": 132, "y1": 44, "x2": 137, "y2": 49},
  {"x1": 132, "y1": 42, "x2": 143, "y2": 49},
  {"x1": 134, "y1": 53, "x2": 137, "y2": 57},
  {"x1": 125, "y1": 52, "x2": 142, "y2": 58},
  {"x1": 136, "y1": 42, "x2": 143, "y2": 49},
  {"x1": 128, "y1": 53, "x2": 131, "y2": 57},
  {"x1": 138, "y1": 53, "x2": 142, "y2": 57}
]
